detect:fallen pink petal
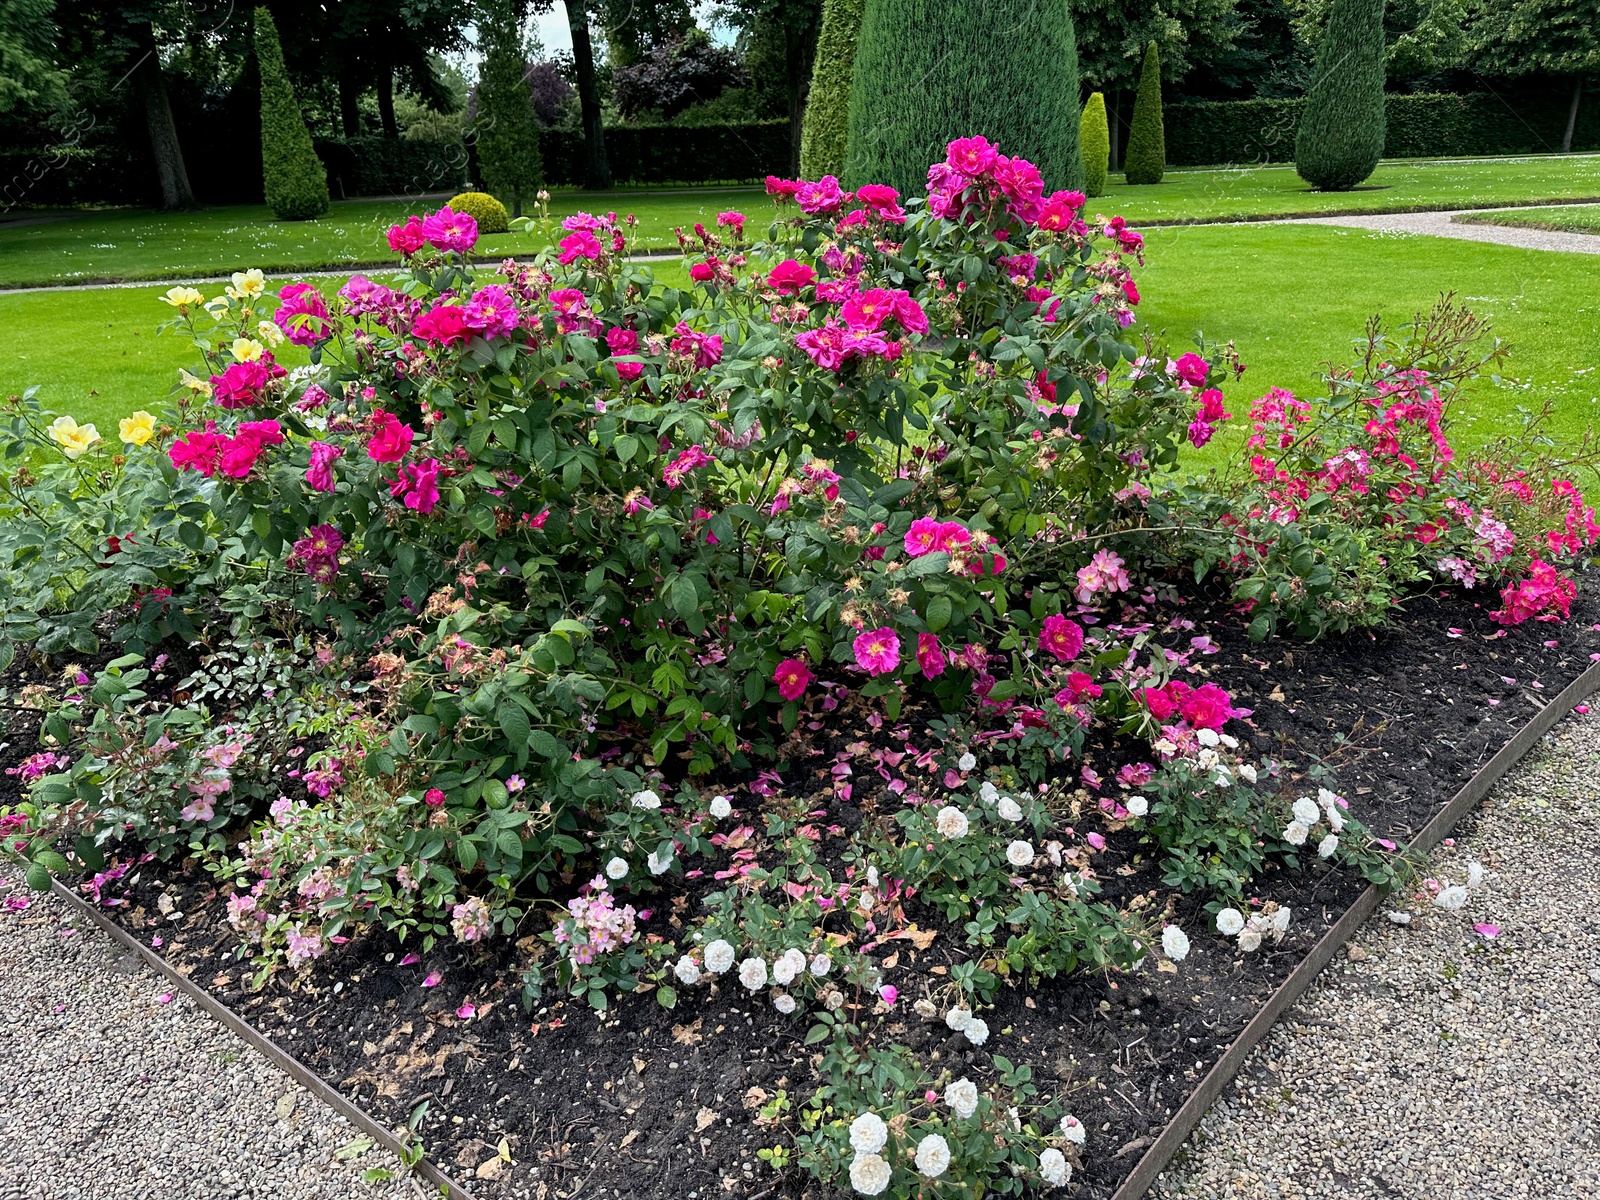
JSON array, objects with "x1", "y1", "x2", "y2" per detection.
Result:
[
  {"x1": 422, "y1": 971, "x2": 442, "y2": 987},
  {"x1": 1472, "y1": 923, "x2": 1501, "y2": 938},
  {"x1": 457, "y1": 1003, "x2": 476, "y2": 1019},
  {"x1": 399, "y1": 951, "x2": 421, "y2": 966}
]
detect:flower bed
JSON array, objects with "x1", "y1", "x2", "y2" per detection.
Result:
[{"x1": 3, "y1": 135, "x2": 1599, "y2": 1198}]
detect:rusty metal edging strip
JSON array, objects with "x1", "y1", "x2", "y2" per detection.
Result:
[
  {"x1": 1112, "y1": 657, "x2": 1600, "y2": 1200},
  {"x1": 48, "y1": 878, "x2": 478, "y2": 1200}
]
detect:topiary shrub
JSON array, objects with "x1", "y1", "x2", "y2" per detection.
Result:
[
  {"x1": 253, "y1": 8, "x2": 329, "y2": 221},
  {"x1": 1123, "y1": 42, "x2": 1165, "y2": 185},
  {"x1": 447, "y1": 191, "x2": 510, "y2": 234},
  {"x1": 1080, "y1": 91, "x2": 1109, "y2": 198},
  {"x1": 1294, "y1": 0, "x2": 1386, "y2": 191},
  {"x1": 799, "y1": 0, "x2": 866, "y2": 179},
  {"x1": 843, "y1": 0, "x2": 1083, "y2": 196}
]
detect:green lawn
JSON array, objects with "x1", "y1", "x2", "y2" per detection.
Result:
[
  {"x1": 4, "y1": 226, "x2": 1596, "y2": 459},
  {"x1": 0, "y1": 192, "x2": 758, "y2": 289},
  {"x1": 1452, "y1": 203, "x2": 1600, "y2": 235},
  {"x1": 6, "y1": 154, "x2": 1600, "y2": 290}
]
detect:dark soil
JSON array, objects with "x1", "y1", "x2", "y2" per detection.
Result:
[{"x1": 14, "y1": 576, "x2": 1600, "y2": 1200}]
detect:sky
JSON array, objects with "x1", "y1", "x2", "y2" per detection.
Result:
[{"x1": 456, "y1": 2, "x2": 731, "y2": 70}]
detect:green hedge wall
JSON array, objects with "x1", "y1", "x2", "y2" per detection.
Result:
[
  {"x1": 315, "y1": 137, "x2": 470, "y2": 198},
  {"x1": 537, "y1": 121, "x2": 792, "y2": 185},
  {"x1": 1164, "y1": 90, "x2": 1600, "y2": 168}
]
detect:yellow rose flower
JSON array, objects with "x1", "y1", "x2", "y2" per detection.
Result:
[
  {"x1": 119, "y1": 411, "x2": 157, "y2": 446},
  {"x1": 161, "y1": 286, "x2": 205, "y2": 310},
  {"x1": 256, "y1": 320, "x2": 285, "y2": 348},
  {"x1": 178, "y1": 368, "x2": 214, "y2": 399},
  {"x1": 49, "y1": 415, "x2": 101, "y2": 459},
  {"x1": 229, "y1": 269, "x2": 266, "y2": 299},
  {"x1": 231, "y1": 337, "x2": 264, "y2": 362}
]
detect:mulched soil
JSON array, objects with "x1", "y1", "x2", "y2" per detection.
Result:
[{"x1": 9, "y1": 574, "x2": 1600, "y2": 1200}]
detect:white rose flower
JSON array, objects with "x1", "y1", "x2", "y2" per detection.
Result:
[
  {"x1": 1196, "y1": 748, "x2": 1220, "y2": 771},
  {"x1": 957, "y1": 752, "x2": 977, "y2": 772},
  {"x1": 1282, "y1": 821, "x2": 1309, "y2": 846},
  {"x1": 945, "y1": 1005, "x2": 973, "y2": 1032},
  {"x1": 703, "y1": 939, "x2": 736, "y2": 974},
  {"x1": 943, "y1": 1077, "x2": 980, "y2": 1119},
  {"x1": 1216, "y1": 907, "x2": 1246, "y2": 936},
  {"x1": 867, "y1": 865, "x2": 880, "y2": 889},
  {"x1": 648, "y1": 846, "x2": 674, "y2": 875},
  {"x1": 1435, "y1": 885, "x2": 1469, "y2": 911},
  {"x1": 979, "y1": 781, "x2": 1000, "y2": 805},
  {"x1": 1005, "y1": 840, "x2": 1035, "y2": 868},
  {"x1": 1317, "y1": 786, "x2": 1340, "y2": 808},
  {"x1": 1220, "y1": 733, "x2": 1239, "y2": 749},
  {"x1": 810, "y1": 953, "x2": 832, "y2": 977},
  {"x1": 823, "y1": 988, "x2": 845, "y2": 1010},
  {"x1": 708, "y1": 794, "x2": 732, "y2": 820},
  {"x1": 773, "y1": 992, "x2": 796, "y2": 1014},
  {"x1": 1327, "y1": 808, "x2": 1345, "y2": 833},
  {"x1": 1272, "y1": 906, "x2": 1291, "y2": 932},
  {"x1": 1467, "y1": 861, "x2": 1486, "y2": 889},
  {"x1": 963, "y1": 1017, "x2": 990, "y2": 1046},
  {"x1": 772, "y1": 948, "x2": 806, "y2": 986},
  {"x1": 1125, "y1": 795, "x2": 1149, "y2": 817},
  {"x1": 631, "y1": 789, "x2": 661, "y2": 810},
  {"x1": 1196, "y1": 727, "x2": 1220, "y2": 747},
  {"x1": 935, "y1": 806, "x2": 970, "y2": 839},
  {"x1": 1039, "y1": 1147, "x2": 1071, "y2": 1187},
  {"x1": 737, "y1": 957, "x2": 768, "y2": 990},
  {"x1": 1238, "y1": 927, "x2": 1263, "y2": 952},
  {"x1": 605, "y1": 856, "x2": 629, "y2": 879},
  {"x1": 914, "y1": 1133, "x2": 951, "y2": 1178},
  {"x1": 849, "y1": 1152, "x2": 892, "y2": 1195},
  {"x1": 1239, "y1": 762, "x2": 1258, "y2": 784},
  {"x1": 1060, "y1": 1114, "x2": 1086, "y2": 1145},
  {"x1": 1317, "y1": 833, "x2": 1339, "y2": 859},
  {"x1": 848, "y1": 1112, "x2": 888, "y2": 1156},
  {"x1": 1162, "y1": 925, "x2": 1190, "y2": 962},
  {"x1": 673, "y1": 955, "x2": 701, "y2": 985},
  {"x1": 997, "y1": 796, "x2": 1023, "y2": 822},
  {"x1": 1292, "y1": 796, "x2": 1320, "y2": 824}
]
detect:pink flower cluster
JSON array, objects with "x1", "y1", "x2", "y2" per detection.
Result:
[
  {"x1": 169, "y1": 420, "x2": 285, "y2": 479},
  {"x1": 1074, "y1": 549, "x2": 1132, "y2": 606},
  {"x1": 287, "y1": 524, "x2": 344, "y2": 584},
  {"x1": 662, "y1": 444, "x2": 714, "y2": 489},
  {"x1": 6, "y1": 751, "x2": 63, "y2": 781},
  {"x1": 553, "y1": 880, "x2": 637, "y2": 965},
  {"x1": 1493, "y1": 558, "x2": 1577, "y2": 625},
  {"x1": 210, "y1": 356, "x2": 287, "y2": 409},
  {"x1": 273, "y1": 283, "x2": 330, "y2": 347},
  {"x1": 927, "y1": 135, "x2": 1085, "y2": 230},
  {"x1": 1142, "y1": 680, "x2": 1243, "y2": 732},
  {"x1": 387, "y1": 206, "x2": 479, "y2": 256}
]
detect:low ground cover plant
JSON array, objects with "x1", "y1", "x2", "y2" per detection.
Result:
[{"x1": 2, "y1": 136, "x2": 1594, "y2": 1196}]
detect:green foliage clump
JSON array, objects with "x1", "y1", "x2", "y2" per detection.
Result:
[
  {"x1": 474, "y1": 0, "x2": 543, "y2": 217},
  {"x1": 1123, "y1": 42, "x2": 1165, "y2": 185},
  {"x1": 1080, "y1": 91, "x2": 1109, "y2": 197},
  {"x1": 843, "y1": 0, "x2": 1083, "y2": 195},
  {"x1": 447, "y1": 191, "x2": 510, "y2": 234},
  {"x1": 253, "y1": 8, "x2": 329, "y2": 222},
  {"x1": 799, "y1": 0, "x2": 866, "y2": 179},
  {"x1": 1294, "y1": 0, "x2": 1386, "y2": 191}
]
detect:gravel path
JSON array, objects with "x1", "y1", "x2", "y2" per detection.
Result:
[
  {"x1": 1154, "y1": 708, "x2": 1600, "y2": 1199},
  {"x1": 1290, "y1": 208, "x2": 1600, "y2": 254},
  {"x1": 0, "y1": 868, "x2": 419, "y2": 1200}
]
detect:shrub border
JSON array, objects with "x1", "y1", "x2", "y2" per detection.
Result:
[
  {"x1": 41, "y1": 657, "x2": 1600, "y2": 1200},
  {"x1": 1111, "y1": 655, "x2": 1600, "y2": 1199}
]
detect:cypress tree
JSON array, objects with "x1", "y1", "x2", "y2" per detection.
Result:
[
  {"x1": 799, "y1": 0, "x2": 866, "y2": 180},
  {"x1": 1080, "y1": 91, "x2": 1109, "y2": 198},
  {"x1": 253, "y1": 8, "x2": 329, "y2": 221},
  {"x1": 475, "y1": 0, "x2": 543, "y2": 218},
  {"x1": 1294, "y1": 0, "x2": 1386, "y2": 191},
  {"x1": 844, "y1": 0, "x2": 1083, "y2": 196},
  {"x1": 1122, "y1": 42, "x2": 1165, "y2": 185}
]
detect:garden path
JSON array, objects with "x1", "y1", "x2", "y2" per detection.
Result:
[
  {"x1": 0, "y1": 867, "x2": 417, "y2": 1200},
  {"x1": 1153, "y1": 708, "x2": 1600, "y2": 1199},
  {"x1": 1291, "y1": 208, "x2": 1600, "y2": 254}
]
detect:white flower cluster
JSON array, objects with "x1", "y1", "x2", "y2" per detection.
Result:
[
  {"x1": 847, "y1": 1113, "x2": 892, "y2": 1195},
  {"x1": 1215, "y1": 904, "x2": 1291, "y2": 952},
  {"x1": 945, "y1": 1004, "x2": 990, "y2": 1046},
  {"x1": 673, "y1": 936, "x2": 831, "y2": 1013},
  {"x1": 978, "y1": 779, "x2": 1029, "y2": 820},
  {"x1": 1192, "y1": 727, "x2": 1246, "y2": 786},
  {"x1": 1283, "y1": 787, "x2": 1346, "y2": 856},
  {"x1": 1161, "y1": 924, "x2": 1190, "y2": 962}
]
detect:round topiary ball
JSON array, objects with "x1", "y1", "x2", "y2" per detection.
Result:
[{"x1": 446, "y1": 192, "x2": 509, "y2": 235}]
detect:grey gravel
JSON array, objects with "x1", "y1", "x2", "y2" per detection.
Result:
[
  {"x1": 1288, "y1": 207, "x2": 1600, "y2": 255},
  {"x1": 1154, "y1": 709, "x2": 1600, "y2": 1199},
  {"x1": 0, "y1": 868, "x2": 419, "y2": 1200}
]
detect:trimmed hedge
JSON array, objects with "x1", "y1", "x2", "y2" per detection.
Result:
[
  {"x1": 1163, "y1": 90, "x2": 1600, "y2": 168},
  {"x1": 1080, "y1": 92, "x2": 1109, "y2": 197},
  {"x1": 800, "y1": 0, "x2": 866, "y2": 179},
  {"x1": 1123, "y1": 42, "x2": 1165, "y2": 185},
  {"x1": 254, "y1": 8, "x2": 329, "y2": 220},
  {"x1": 538, "y1": 121, "x2": 792, "y2": 185},
  {"x1": 314, "y1": 137, "x2": 470, "y2": 198},
  {"x1": 1295, "y1": 0, "x2": 1386, "y2": 190}
]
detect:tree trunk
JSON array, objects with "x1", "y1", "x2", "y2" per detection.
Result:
[
  {"x1": 566, "y1": 0, "x2": 611, "y2": 189},
  {"x1": 785, "y1": 21, "x2": 805, "y2": 175},
  {"x1": 377, "y1": 64, "x2": 397, "y2": 138},
  {"x1": 1108, "y1": 89, "x2": 1121, "y2": 171},
  {"x1": 339, "y1": 71, "x2": 361, "y2": 138},
  {"x1": 131, "y1": 22, "x2": 196, "y2": 209},
  {"x1": 1563, "y1": 75, "x2": 1584, "y2": 153}
]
